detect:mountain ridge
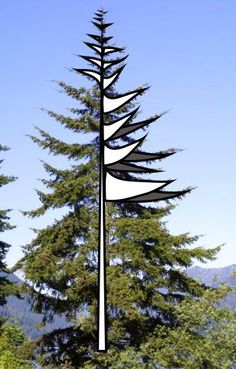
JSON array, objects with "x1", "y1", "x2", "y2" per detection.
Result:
[{"x1": 0, "y1": 264, "x2": 235, "y2": 339}]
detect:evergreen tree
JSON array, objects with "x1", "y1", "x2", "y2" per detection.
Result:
[
  {"x1": 0, "y1": 321, "x2": 35, "y2": 369},
  {"x1": 14, "y1": 10, "x2": 236, "y2": 369},
  {"x1": 0, "y1": 145, "x2": 18, "y2": 307},
  {"x1": 75, "y1": 10, "x2": 188, "y2": 352}
]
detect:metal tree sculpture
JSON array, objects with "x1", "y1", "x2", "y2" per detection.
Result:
[{"x1": 74, "y1": 9, "x2": 189, "y2": 352}]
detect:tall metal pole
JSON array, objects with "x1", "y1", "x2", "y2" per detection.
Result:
[
  {"x1": 98, "y1": 25, "x2": 107, "y2": 352},
  {"x1": 76, "y1": 8, "x2": 189, "y2": 353}
]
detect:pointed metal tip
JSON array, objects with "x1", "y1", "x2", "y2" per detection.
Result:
[
  {"x1": 168, "y1": 179, "x2": 177, "y2": 184},
  {"x1": 140, "y1": 86, "x2": 150, "y2": 93},
  {"x1": 87, "y1": 33, "x2": 103, "y2": 44},
  {"x1": 97, "y1": 9, "x2": 108, "y2": 14},
  {"x1": 72, "y1": 68, "x2": 80, "y2": 73},
  {"x1": 118, "y1": 63, "x2": 127, "y2": 72},
  {"x1": 161, "y1": 109, "x2": 170, "y2": 116},
  {"x1": 139, "y1": 133, "x2": 148, "y2": 144},
  {"x1": 188, "y1": 185, "x2": 197, "y2": 193},
  {"x1": 87, "y1": 33, "x2": 99, "y2": 37},
  {"x1": 133, "y1": 106, "x2": 140, "y2": 115}
]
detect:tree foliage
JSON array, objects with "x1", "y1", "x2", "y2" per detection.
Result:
[
  {"x1": 0, "y1": 321, "x2": 34, "y2": 369},
  {"x1": 14, "y1": 9, "x2": 236, "y2": 369},
  {"x1": 0, "y1": 145, "x2": 18, "y2": 306}
]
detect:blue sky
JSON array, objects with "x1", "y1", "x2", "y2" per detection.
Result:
[{"x1": 1, "y1": 0, "x2": 236, "y2": 268}]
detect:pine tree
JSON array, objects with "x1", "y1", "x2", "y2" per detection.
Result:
[
  {"x1": 14, "y1": 9, "x2": 236, "y2": 369},
  {"x1": 0, "y1": 145, "x2": 18, "y2": 307},
  {"x1": 0, "y1": 148, "x2": 34, "y2": 368},
  {"x1": 75, "y1": 10, "x2": 189, "y2": 352},
  {"x1": 0, "y1": 321, "x2": 34, "y2": 369}
]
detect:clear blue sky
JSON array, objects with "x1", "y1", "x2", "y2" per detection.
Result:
[{"x1": 1, "y1": 0, "x2": 235, "y2": 268}]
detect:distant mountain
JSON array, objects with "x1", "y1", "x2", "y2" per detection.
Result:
[
  {"x1": 186, "y1": 264, "x2": 236, "y2": 310},
  {"x1": 0, "y1": 273, "x2": 69, "y2": 339},
  {"x1": 186, "y1": 264, "x2": 236, "y2": 287},
  {"x1": 0, "y1": 265, "x2": 235, "y2": 339}
]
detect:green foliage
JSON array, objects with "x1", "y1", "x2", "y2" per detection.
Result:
[
  {"x1": 0, "y1": 146, "x2": 19, "y2": 306},
  {"x1": 0, "y1": 322, "x2": 34, "y2": 369},
  {"x1": 139, "y1": 286, "x2": 236, "y2": 369},
  {"x1": 14, "y1": 11, "x2": 236, "y2": 369}
]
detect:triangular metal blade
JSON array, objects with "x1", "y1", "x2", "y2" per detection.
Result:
[
  {"x1": 124, "y1": 149, "x2": 177, "y2": 162},
  {"x1": 104, "y1": 87, "x2": 149, "y2": 114},
  {"x1": 104, "y1": 136, "x2": 146, "y2": 165},
  {"x1": 104, "y1": 107, "x2": 139, "y2": 141},
  {"x1": 79, "y1": 55, "x2": 102, "y2": 68},
  {"x1": 96, "y1": 10, "x2": 108, "y2": 14},
  {"x1": 73, "y1": 68, "x2": 101, "y2": 84},
  {"x1": 106, "y1": 162, "x2": 163, "y2": 173},
  {"x1": 87, "y1": 34, "x2": 113, "y2": 43},
  {"x1": 93, "y1": 17, "x2": 103, "y2": 22},
  {"x1": 105, "y1": 171, "x2": 173, "y2": 201},
  {"x1": 83, "y1": 43, "x2": 124, "y2": 56},
  {"x1": 103, "y1": 55, "x2": 128, "y2": 69},
  {"x1": 124, "y1": 189, "x2": 190, "y2": 202},
  {"x1": 112, "y1": 114, "x2": 162, "y2": 140},
  {"x1": 103, "y1": 46, "x2": 125, "y2": 55},
  {"x1": 87, "y1": 33, "x2": 102, "y2": 43},
  {"x1": 92, "y1": 21, "x2": 113, "y2": 31},
  {"x1": 103, "y1": 65, "x2": 125, "y2": 90},
  {"x1": 84, "y1": 42, "x2": 102, "y2": 55},
  {"x1": 80, "y1": 55, "x2": 128, "y2": 70}
]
